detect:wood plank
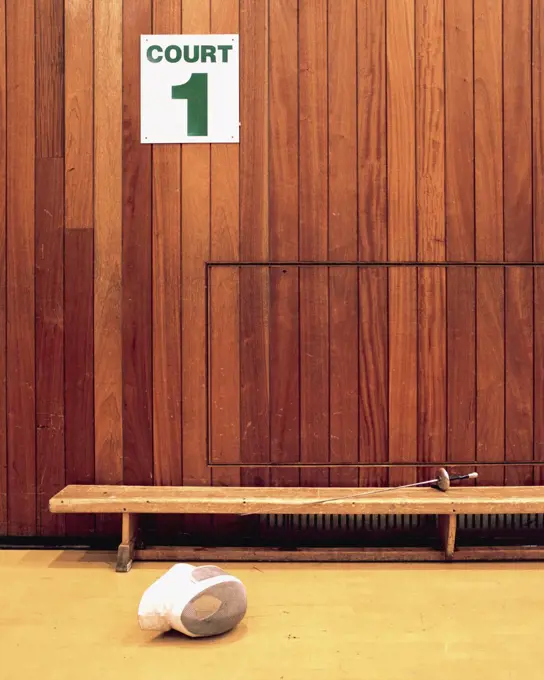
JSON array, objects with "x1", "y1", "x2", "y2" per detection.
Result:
[
  {"x1": 328, "y1": 0, "x2": 357, "y2": 261},
  {"x1": 359, "y1": 268, "x2": 388, "y2": 464},
  {"x1": 240, "y1": 267, "x2": 270, "y2": 464},
  {"x1": 300, "y1": 267, "x2": 329, "y2": 464},
  {"x1": 269, "y1": 0, "x2": 298, "y2": 262},
  {"x1": 505, "y1": 465, "x2": 534, "y2": 487},
  {"x1": 474, "y1": 0, "x2": 503, "y2": 260},
  {"x1": 536, "y1": 269, "x2": 544, "y2": 462},
  {"x1": 210, "y1": 267, "x2": 240, "y2": 464},
  {"x1": 0, "y1": 0, "x2": 6, "y2": 535},
  {"x1": 211, "y1": 0, "x2": 239, "y2": 262},
  {"x1": 388, "y1": 268, "x2": 417, "y2": 478},
  {"x1": 535, "y1": 0, "x2": 544, "y2": 262},
  {"x1": 211, "y1": 467, "x2": 242, "y2": 538},
  {"x1": 505, "y1": 268, "x2": 533, "y2": 461},
  {"x1": 270, "y1": 267, "x2": 299, "y2": 464},
  {"x1": 447, "y1": 267, "x2": 476, "y2": 462},
  {"x1": 438, "y1": 514, "x2": 456, "y2": 560},
  {"x1": 503, "y1": 0, "x2": 532, "y2": 261},
  {"x1": 50, "y1": 484, "x2": 544, "y2": 515},
  {"x1": 270, "y1": 467, "x2": 300, "y2": 487},
  {"x1": 94, "y1": 0, "x2": 122, "y2": 492},
  {"x1": 240, "y1": 0, "x2": 268, "y2": 262},
  {"x1": 476, "y1": 464, "x2": 505, "y2": 486},
  {"x1": 387, "y1": 0, "x2": 416, "y2": 261},
  {"x1": 36, "y1": 158, "x2": 65, "y2": 536},
  {"x1": 357, "y1": 0, "x2": 386, "y2": 261},
  {"x1": 330, "y1": 268, "x2": 358, "y2": 465},
  {"x1": 65, "y1": 0, "x2": 93, "y2": 229},
  {"x1": 122, "y1": 0, "x2": 152, "y2": 485},
  {"x1": 476, "y1": 268, "x2": 504, "y2": 462},
  {"x1": 445, "y1": 0, "x2": 474, "y2": 261},
  {"x1": 152, "y1": 0, "x2": 181, "y2": 487},
  {"x1": 418, "y1": 268, "x2": 446, "y2": 463},
  {"x1": 6, "y1": 0, "x2": 35, "y2": 535},
  {"x1": 64, "y1": 229, "x2": 94, "y2": 536},
  {"x1": 330, "y1": 467, "x2": 359, "y2": 488},
  {"x1": 181, "y1": 0, "x2": 211, "y2": 488},
  {"x1": 361, "y1": 466, "x2": 389, "y2": 488},
  {"x1": 36, "y1": 0, "x2": 63, "y2": 158},
  {"x1": 299, "y1": 0, "x2": 327, "y2": 261},
  {"x1": 415, "y1": 0, "x2": 445, "y2": 261}
]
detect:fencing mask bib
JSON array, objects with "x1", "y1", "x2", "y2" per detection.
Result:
[{"x1": 138, "y1": 563, "x2": 247, "y2": 638}]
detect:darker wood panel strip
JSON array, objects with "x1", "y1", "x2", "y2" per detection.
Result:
[
  {"x1": 476, "y1": 268, "x2": 504, "y2": 463},
  {"x1": 535, "y1": 0, "x2": 544, "y2": 262},
  {"x1": 330, "y1": 268, "x2": 358, "y2": 464},
  {"x1": 240, "y1": 0, "x2": 268, "y2": 261},
  {"x1": 36, "y1": 0, "x2": 64, "y2": 158},
  {"x1": 536, "y1": 269, "x2": 544, "y2": 462},
  {"x1": 357, "y1": 0, "x2": 386, "y2": 261},
  {"x1": 474, "y1": 0, "x2": 503, "y2": 260},
  {"x1": 270, "y1": 267, "x2": 299, "y2": 464},
  {"x1": 503, "y1": 0, "x2": 532, "y2": 262},
  {"x1": 388, "y1": 268, "x2": 417, "y2": 465},
  {"x1": 210, "y1": 267, "x2": 240, "y2": 464},
  {"x1": 505, "y1": 268, "x2": 533, "y2": 461},
  {"x1": 447, "y1": 267, "x2": 476, "y2": 462},
  {"x1": 240, "y1": 267, "x2": 270, "y2": 464},
  {"x1": 415, "y1": 0, "x2": 445, "y2": 262},
  {"x1": 122, "y1": 0, "x2": 153, "y2": 485},
  {"x1": 299, "y1": 0, "x2": 327, "y2": 262},
  {"x1": 445, "y1": 0, "x2": 474, "y2": 261},
  {"x1": 64, "y1": 229, "x2": 94, "y2": 537},
  {"x1": 6, "y1": 0, "x2": 35, "y2": 536},
  {"x1": 0, "y1": 0, "x2": 6, "y2": 535},
  {"x1": 300, "y1": 267, "x2": 329, "y2": 464},
  {"x1": 359, "y1": 268, "x2": 388, "y2": 464},
  {"x1": 36, "y1": 158, "x2": 65, "y2": 536},
  {"x1": 417, "y1": 268, "x2": 446, "y2": 463}
]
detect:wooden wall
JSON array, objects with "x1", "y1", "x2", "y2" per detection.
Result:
[{"x1": 0, "y1": 0, "x2": 543, "y2": 537}]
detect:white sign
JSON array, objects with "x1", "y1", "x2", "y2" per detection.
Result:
[{"x1": 140, "y1": 34, "x2": 239, "y2": 144}]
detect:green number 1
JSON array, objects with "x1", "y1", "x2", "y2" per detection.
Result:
[{"x1": 172, "y1": 73, "x2": 208, "y2": 137}]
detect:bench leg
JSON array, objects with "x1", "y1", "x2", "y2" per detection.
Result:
[
  {"x1": 116, "y1": 513, "x2": 138, "y2": 573},
  {"x1": 438, "y1": 514, "x2": 457, "y2": 561}
]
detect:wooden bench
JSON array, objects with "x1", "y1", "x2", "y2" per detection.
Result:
[{"x1": 49, "y1": 485, "x2": 544, "y2": 572}]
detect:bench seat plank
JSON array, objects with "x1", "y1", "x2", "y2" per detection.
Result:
[{"x1": 49, "y1": 484, "x2": 544, "y2": 515}]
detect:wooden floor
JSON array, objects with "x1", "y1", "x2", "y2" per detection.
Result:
[{"x1": 1, "y1": 550, "x2": 543, "y2": 679}]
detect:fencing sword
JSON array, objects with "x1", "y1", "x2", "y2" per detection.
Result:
[{"x1": 239, "y1": 468, "x2": 478, "y2": 515}]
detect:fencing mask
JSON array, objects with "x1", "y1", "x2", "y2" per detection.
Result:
[{"x1": 138, "y1": 563, "x2": 247, "y2": 638}]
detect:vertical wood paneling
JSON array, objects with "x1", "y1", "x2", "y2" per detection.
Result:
[
  {"x1": 240, "y1": 0, "x2": 269, "y2": 469},
  {"x1": 36, "y1": 159, "x2": 65, "y2": 535},
  {"x1": 416, "y1": 0, "x2": 445, "y2": 261},
  {"x1": 357, "y1": 0, "x2": 386, "y2": 261},
  {"x1": 269, "y1": 0, "x2": 299, "y2": 479},
  {"x1": 418, "y1": 268, "x2": 446, "y2": 463},
  {"x1": 181, "y1": 0, "x2": 211, "y2": 487},
  {"x1": 359, "y1": 268, "x2": 388, "y2": 464},
  {"x1": 447, "y1": 267, "x2": 476, "y2": 462},
  {"x1": 329, "y1": 2, "x2": 358, "y2": 468},
  {"x1": 122, "y1": 0, "x2": 153, "y2": 485},
  {"x1": 535, "y1": 270, "x2": 544, "y2": 462},
  {"x1": 388, "y1": 268, "x2": 417, "y2": 478},
  {"x1": 445, "y1": 0, "x2": 474, "y2": 261},
  {"x1": 505, "y1": 268, "x2": 533, "y2": 461},
  {"x1": 65, "y1": 0, "x2": 92, "y2": 229},
  {"x1": 6, "y1": 0, "x2": 36, "y2": 535},
  {"x1": 476, "y1": 268, "x2": 504, "y2": 462},
  {"x1": 152, "y1": 0, "x2": 182, "y2": 486},
  {"x1": 210, "y1": 267, "x2": 240, "y2": 464},
  {"x1": 94, "y1": 0, "x2": 123, "y2": 490},
  {"x1": 64, "y1": 229, "x2": 94, "y2": 536},
  {"x1": 211, "y1": 0, "x2": 239, "y2": 262},
  {"x1": 36, "y1": 0, "x2": 63, "y2": 158},
  {"x1": 474, "y1": 0, "x2": 503, "y2": 260},
  {"x1": 0, "y1": 0, "x2": 5, "y2": 535},
  {"x1": 299, "y1": 1, "x2": 328, "y2": 467},
  {"x1": 387, "y1": 0, "x2": 416, "y2": 261},
  {"x1": 503, "y1": 0, "x2": 532, "y2": 262},
  {"x1": 270, "y1": 267, "x2": 299, "y2": 464},
  {"x1": 535, "y1": 0, "x2": 544, "y2": 262}
]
